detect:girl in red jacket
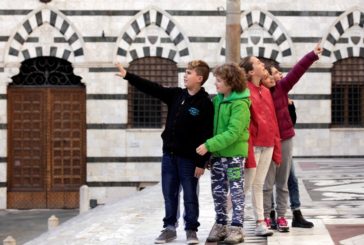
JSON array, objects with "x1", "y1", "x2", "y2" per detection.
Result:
[
  {"x1": 239, "y1": 57, "x2": 281, "y2": 237},
  {"x1": 261, "y1": 42, "x2": 322, "y2": 232}
]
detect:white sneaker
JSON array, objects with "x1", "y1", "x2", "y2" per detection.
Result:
[{"x1": 255, "y1": 222, "x2": 273, "y2": 237}]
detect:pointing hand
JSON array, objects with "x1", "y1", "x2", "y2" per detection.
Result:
[
  {"x1": 314, "y1": 40, "x2": 322, "y2": 55},
  {"x1": 115, "y1": 63, "x2": 127, "y2": 78}
]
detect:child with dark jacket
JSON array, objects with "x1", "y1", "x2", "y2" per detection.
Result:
[{"x1": 116, "y1": 60, "x2": 214, "y2": 245}]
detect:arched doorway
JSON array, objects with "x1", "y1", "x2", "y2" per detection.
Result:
[{"x1": 7, "y1": 57, "x2": 86, "y2": 209}]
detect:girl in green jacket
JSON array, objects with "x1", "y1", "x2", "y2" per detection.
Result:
[{"x1": 196, "y1": 63, "x2": 250, "y2": 244}]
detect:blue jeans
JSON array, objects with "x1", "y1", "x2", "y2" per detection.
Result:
[
  {"x1": 288, "y1": 162, "x2": 301, "y2": 209},
  {"x1": 161, "y1": 153, "x2": 199, "y2": 231}
]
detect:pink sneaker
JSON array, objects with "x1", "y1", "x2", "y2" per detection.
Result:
[
  {"x1": 264, "y1": 218, "x2": 272, "y2": 229},
  {"x1": 276, "y1": 217, "x2": 290, "y2": 232}
]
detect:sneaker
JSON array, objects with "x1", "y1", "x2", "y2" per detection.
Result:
[
  {"x1": 224, "y1": 226, "x2": 244, "y2": 244},
  {"x1": 255, "y1": 222, "x2": 273, "y2": 237},
  {"x1": 154, "y1": 228, "x2": 177, "y2": 244},
  {"x1": 270, "y1": 210, "x2": 277, "y2": 229},
  {"x1": 276, "y1": 217, "x2": 290, "y2": 232},
  {"x1": 264, "y1": 218, "x2": 271, "y2": 229},
  {"x1": 186, "y1": 230, "x2": 199, "y2": 244},
  {"x1": 206, "y1": 223, "x2": 227, "y2": 242}
]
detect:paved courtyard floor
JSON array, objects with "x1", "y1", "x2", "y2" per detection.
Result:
[{"x1": 1, "y1": 158, "x2": 364, "y2": 245}]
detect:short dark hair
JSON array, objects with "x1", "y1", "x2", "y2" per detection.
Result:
[
  {"x1": 187, "y1": 60, "x2": 210, "y2": 85},
  {"x1": 213, "y1": 63, "x2": 247, "y2": 92}
]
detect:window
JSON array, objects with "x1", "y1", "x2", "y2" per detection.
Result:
[
  {"x1": 331, "y1": 58, "x2": 364, "y2": 127},
  {"x1": 127, "y1": 57, "x2": 178, "y2": 128}
]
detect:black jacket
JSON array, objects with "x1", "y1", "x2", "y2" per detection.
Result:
[
  {"x1": 288, "y1": 102, "x2": 297, "y2": 125},
  {"x1": 125, "y1": 72, "x2": 214, "y2": 168}
]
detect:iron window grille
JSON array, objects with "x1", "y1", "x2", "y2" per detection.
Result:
[
  {"x1": 127, "y1": 57, "x2": 178, "y2": 128},
  {"x1": 331, "y1": 57, "x2": 364, "y2": 128}
]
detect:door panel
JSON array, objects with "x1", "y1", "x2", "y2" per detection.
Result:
[
  {"x1": 7, "y1": 89, "x2": 47, "y2": 208},
  {"x1": 48, "y1": 89, "x2": 86, "y2": 208},
  {"x1": 7, "y1": 87, "x2": 86, "y2": 209}
]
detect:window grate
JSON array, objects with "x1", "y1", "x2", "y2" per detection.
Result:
[
  {"x1": 331, "y1": 58, "x2": 364, "y2": 127},
  {"x1": 127, "y1": 57, "x2": 178, "y2": 128}
]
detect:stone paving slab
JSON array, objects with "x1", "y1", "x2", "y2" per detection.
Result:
[
  {"x1": 23, "y1": 158, "x2": 364, "y2": 245},
  {"x1": 0, "y1": 209, "x2": 78, "y2": 244},
  {"x1": 24, "y1": 173, "x2": 266, "y2": 245},
  {"x1": 268, "y1": 219, "x2": 334, "y2": 245}
]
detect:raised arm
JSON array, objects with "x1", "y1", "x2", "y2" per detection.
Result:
[
  {"x1": 115, "y1": 63, "x2": 178, "y2": 103},
  {"x1": 279, "y1": 41, "x2": 322, "y2": 93}
]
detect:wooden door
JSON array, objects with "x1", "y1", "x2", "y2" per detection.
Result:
[{"x1": 7, "y1": 87, "x2": 86, "y2": 209}]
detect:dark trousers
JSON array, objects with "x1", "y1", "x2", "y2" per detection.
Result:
[
  {"x1": 161, "y1": 153, "x2": 200, "y2": 231},
  {"x1": 288, "y1": 162, "x2": 301, "y2": 209}
]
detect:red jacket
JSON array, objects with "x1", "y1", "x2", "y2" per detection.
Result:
[
  {"x1": 246, "y1": 82, "x2": 281, "y2": 168},
  {"x1": 270, "y1": 51, "x2": 319, "y2": 140}
]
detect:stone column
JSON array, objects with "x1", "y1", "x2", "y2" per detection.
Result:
[
  {"x1": 3, "y1": 236, "x2": 16, "y2": 245},
  {"x1": 79, "y1": 185, "x2": 90, "y2": 213},
  {"x1": 226, "y1": 0, "x2": 241, "y2": 63},
  {"x1": 48, "y1": 215, "x2": 59, "y2": 231}
]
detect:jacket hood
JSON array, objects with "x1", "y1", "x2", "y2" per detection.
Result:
[{"x1": 217, "y1": 88, "x2": 250, "y2": 102}]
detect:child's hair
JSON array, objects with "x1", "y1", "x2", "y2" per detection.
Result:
[
  {"x1": 187, "y1": 60, "x2": 210, "y2": 85},
  {"x1": 239, "y1": 56, "x2": 253, "y2": 81},
  {"x1": 213, "y1": 63, "x2": 247, "y2": 92},
  {"x1": 266, "y1": 63, "x2": 281, "y2": 75}
]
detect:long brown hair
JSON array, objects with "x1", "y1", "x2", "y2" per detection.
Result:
[{"x1": 239, "y1": 56, "x2": 253, "y2": 81}]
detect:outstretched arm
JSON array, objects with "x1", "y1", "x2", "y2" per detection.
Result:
[
  {"x1": 115, "y1": 63, "x2": 177, "y2": 103},
  {"x1": 280, "y1": 41, "x2": 321, "y2": 92}
]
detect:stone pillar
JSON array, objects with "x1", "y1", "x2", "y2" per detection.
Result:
[
  {"x1": 79, "y1": 185, "x2": 90, "y2": 213},
  {"x1": 48, "y1": 215, "x2": 59, "y2": 231},
  {"x1": 3, "y1": 236, "x2": 16, "y2": 245},
  {"x1": 226, "y1": 0, "x2": 241, "y2": 63}
]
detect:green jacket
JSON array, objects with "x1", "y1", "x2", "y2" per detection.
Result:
[{"x1": 205, "y1": 89, "x2": 251, "y2": 157}]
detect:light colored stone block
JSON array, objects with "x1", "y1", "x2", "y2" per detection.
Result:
[
  {"x1": 0, "y1": 130, "x2": 7, "y2": 157},
  {"x1": 293, "y1": 129, "x2": 331, "y2": 156},
  {"x1": 87, "y1": 162, "x2": 160, "y2": 182},
  {"x1": 0, "y1": 188, "x2": 6, "y2": 209},
  {"x1": 0, "y1": 163, "x2": 6, "y2": 182},
  {"x1": 289, "y1": 72, "x2": 331, "y2": 95},
  {"x1": 125, "y1": 129, "x2": 163, "y2": 156},
  {"x1": 295, "y1": 100, "x2": 331, "y2": 123},
  {"x1": 86, "y1": 100, "x2": 127, "y2": 124},
  {"x1": 87, "y1": 130, "x2": 126, "y2": 157},
  {"x1": 85, "y1": 73, "x2": 127, "y2": 95},
  {"x1": 89, "y1": 186, "x2": 138, "y2": 205}
]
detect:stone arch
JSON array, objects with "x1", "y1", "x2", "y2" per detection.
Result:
[
  {"x1": 322, "y1": 7, "x2": 364, "y2": 62},
  {"x1": 114, "y1": 6, "x2": 191, "y2": 64},
  {"x1": 218, "y1": 8, "x2": 293, "y2": 63},
  {"x1": 4, "y1": 6, "x2": 85, "y2": 64}
]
